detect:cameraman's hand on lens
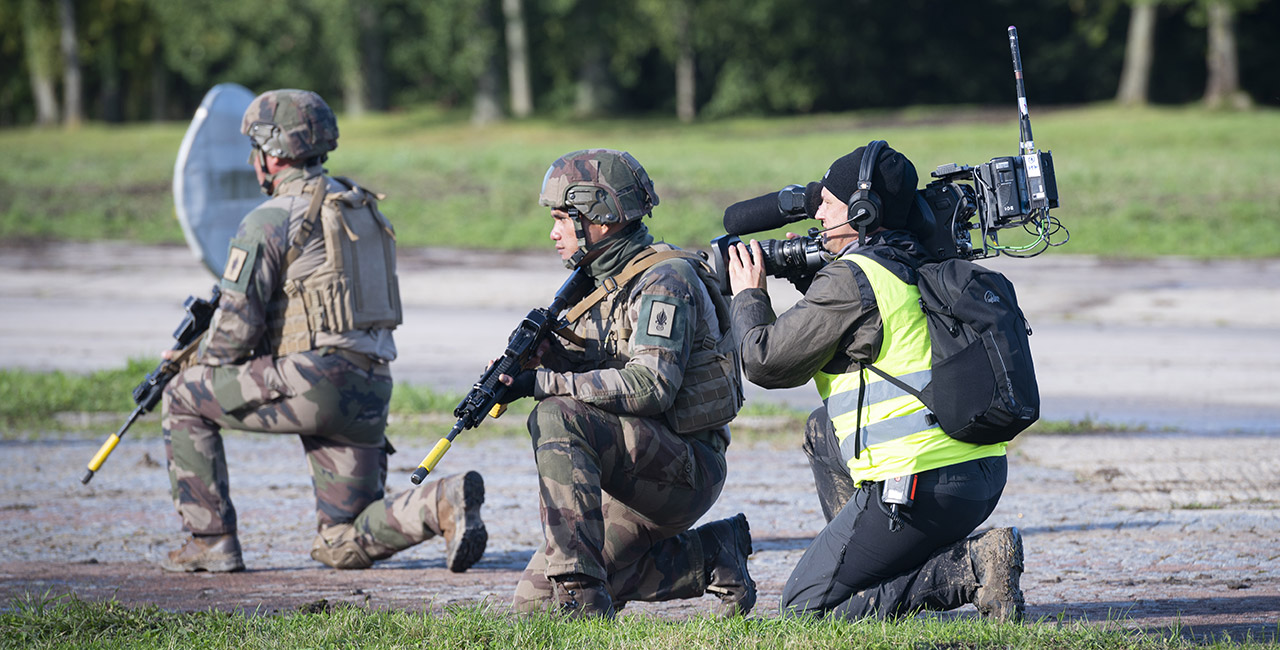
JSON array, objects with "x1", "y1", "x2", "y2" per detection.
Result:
[
  {"x1": 497, "y1": 370, "x2": 537, "y2": 404},
  {"x1": 727, "y1": 240, "x2": 767, "y2": 296}
]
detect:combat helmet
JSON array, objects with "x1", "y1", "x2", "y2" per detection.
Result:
[
  {"x1": 241, "y1": 89, "x2": 339, "y2": 162},
  {"x1": 539, "y1": 149, "x2": 659, "y2": 268}
]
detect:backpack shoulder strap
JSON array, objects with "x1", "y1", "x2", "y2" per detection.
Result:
[
  {"x1": 285, "y1": 178, "x2": 329, "y2": 267},
  {"x1": 863, "y1": 361, "x2": 926, "y2": 401}
]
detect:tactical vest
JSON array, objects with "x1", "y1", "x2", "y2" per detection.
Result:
[
  {"x1": 564, "y1": 244, "x2": 744, "y2": 434},
  {"x1": 267, "y1": 176, "x2": 403, "y2": 356},
  {"x1": 814, "y1": 253, "x2": 1004, "y2": 484}
]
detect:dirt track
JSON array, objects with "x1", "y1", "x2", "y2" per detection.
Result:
[
  {"x1": 1, "y1": 242, "x2": 1279, "y2": 642},
  {"x1": 1, "y1": 429, "x2": 1278, "y2": 641}
]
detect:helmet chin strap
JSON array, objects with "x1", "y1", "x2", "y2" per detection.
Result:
[
  {"x1": 563, "y1": 207, "x2": 629, "y2": 271},
  {"x1": 565, "y1": 207, "x2": 590, "y2": 269},
  {"x1": 254, "y1": 148, "x2": 291, "y2": 196}
]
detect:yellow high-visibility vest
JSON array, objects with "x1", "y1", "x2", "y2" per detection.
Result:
[{"x1": 814, "y1": 254, "x2": 1005, "y2": 484}]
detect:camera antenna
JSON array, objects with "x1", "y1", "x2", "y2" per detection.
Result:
[{"x1": 1008, "y1": 26, "x2": 1035, "y2": 157}]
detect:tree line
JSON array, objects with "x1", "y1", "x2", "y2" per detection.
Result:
[{"x1": 2, "y1": 0, "x2": 1275, "y2": 128}]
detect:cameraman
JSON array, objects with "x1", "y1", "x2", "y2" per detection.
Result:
[{"x1": 725, "y1": 142, "x2": 1025, "y2": 621}]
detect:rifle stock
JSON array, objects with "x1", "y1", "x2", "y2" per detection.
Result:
[
  {"x1": 80, "y1": 285, "x2": 221, "y2": 485},
  {"x1": 410, "y1": 270, "x2": 591, "y2": 484}
]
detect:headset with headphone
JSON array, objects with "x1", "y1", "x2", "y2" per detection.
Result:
[{"x1": 846, "y1": 139, "x2": 887, "y2": 242}]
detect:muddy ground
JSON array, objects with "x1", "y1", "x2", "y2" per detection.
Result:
[{"x1": 1, "y1": 242, "x2": 1279, "y2": 642}]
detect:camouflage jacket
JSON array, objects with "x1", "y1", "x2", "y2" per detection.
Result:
[
  {"x1": 199, "y1": 165, "x2": 397, "y2": 365},
  {"x1": 534, "y1": 224, "x2": 724, "y2": 423}
]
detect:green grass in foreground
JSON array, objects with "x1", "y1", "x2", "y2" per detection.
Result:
[
  {"x1": 2, "y1": 105, "x2": 1279, "y2": 258},
  {"x1": 4, "y1": 596, "x2": 1275, "y2": 650}
]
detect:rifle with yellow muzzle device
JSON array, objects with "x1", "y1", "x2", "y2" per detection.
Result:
[
  {"x1": 80, "y1": 285, "x2": 221, "y2": 485},
  {"x1": 410, "y1": 270, "x2": 590, "y2": 485}
]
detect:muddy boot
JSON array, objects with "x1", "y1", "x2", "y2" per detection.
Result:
[
  {"x1": 160, "y1": 533, "x2": 245, "y2": 573},
  {"x1": 968, "y1": 527, "x2": 1026, "y2": 622},
  {"x1": 697, "y1": 512, "x2": 757, "y2": 617},
  {"x1": 437, "y1": 470, "x2": 487, "y2": 573},
  {"x1": 551, "y1": 574, "x2": 615, "y2": 620},
  {"x1": 311, "y1": 523, "x2": 374, "y2": 569}
]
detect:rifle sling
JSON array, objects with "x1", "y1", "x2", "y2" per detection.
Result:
[{"x1": 563, "y1": 249, "x2": 708, "y2": 325}]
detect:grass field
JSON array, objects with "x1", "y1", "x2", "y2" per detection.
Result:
[
  {"x1": 1, "y1": 105, "x2": 1278, "y2": 258},
  {"x1": 4, "y1": 595, "x2": 1275, "y2": 650}
]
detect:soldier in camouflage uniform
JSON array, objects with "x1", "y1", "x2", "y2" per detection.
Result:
[
  {"x1": 499, "y1": 149, "x2": 756, "y2": 619},
  {"x1": 158, "y1": 89, "x2": 487, "y2": 574}
]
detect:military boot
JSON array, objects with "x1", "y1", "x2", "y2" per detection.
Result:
[
  {"x1": 551, "y1": 574, "x2": 615, "y2": 620},
  {"x1": 437, "y1": 470, "x2": 487, "y2": 573},
  {"x1": 160, "y1": 533, "x2": 245, "y2": 573},
  {"x1": 968, "y1": 527, "x2": 1026, "y2": 622},
  {"x1": 311, "y1": 523, "x2": 374, "y2": 570},
  {"x1": 698, "y1": 512, "x2": 757, "y2": 617}
]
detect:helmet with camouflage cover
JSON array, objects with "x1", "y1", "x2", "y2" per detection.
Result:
[
  {"x1": 538, "y1": 149, "x2": 659, "y2": 224},
  {"x1": 240, "y1": 89, "x2": 339, "y2": 161}
]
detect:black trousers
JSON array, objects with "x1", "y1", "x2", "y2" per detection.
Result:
[{"x1": 782, "y1": 407, "x2": 1007, "y2": 619}]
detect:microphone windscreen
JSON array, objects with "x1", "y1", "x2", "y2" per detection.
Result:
[
  {"x1": 723, "y1": 193, "x2": 790, "y2": 236},
  {"x1": 805, "y1": 181, "x2": 823, "y2": 219}
]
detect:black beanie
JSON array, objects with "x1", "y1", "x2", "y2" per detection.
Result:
[{"x1": 820, "y1": 142, "x2": 919, "y2": 231}]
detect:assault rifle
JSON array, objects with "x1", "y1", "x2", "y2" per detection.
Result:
[
  {"x1": 80, "y1": 286, "x2": 221, "y2": 485},
  {"x1": 410, "y1": 270, "x2": 592, "y2": 485}
]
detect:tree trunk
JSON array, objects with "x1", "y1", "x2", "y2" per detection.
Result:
[
  {"x1": 674, "y1": 1, "x2": 695, "y2": 123},
  {"x1": 342, "y1": 53, "x2": 368, "y2": 117},
  {"x1": 472, "y1": 57, "x2": 503, "y2": 125},
  {"x1": 58, "y1": 0, "x2": 82, "y2": 128},
  {"x1": 21, "y1": 0, "x2": 59, "y2": 126},
  {"x1": 99, "y1": 30, "x2": 122, "y2": 123},
  {"x1": 358, "y1": 3, "x2": 387, "y2": 111},
  {"x1": 1203, "y1": 1, "x2": 1251, "y2": 109},
  {"x1": 502, "y1": 0, "x2": 533, "y2": 118},
  {"x1": 471, "y1": 1, "x2": 502, "y2": 125},
  {"x1": 150, "y1": 51, "x2": 168, "y2": 122},
  {"x1": 1116, "y1": 1, "x2": 1156, "y2": 106},
  {"x1": 332, "y1": 0, "x2": 367, "y2": 117}
]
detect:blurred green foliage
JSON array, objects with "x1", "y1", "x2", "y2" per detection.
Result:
[{"x1": 2, "y1": 105, "x2": 1278, "y2": 258}]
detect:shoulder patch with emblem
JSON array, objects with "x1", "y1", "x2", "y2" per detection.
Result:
[
  {"x1": 220, "y1": 238, "x2": 259, "y2": 293},
  {"x1": 647, "y1": 300, "x2": 676, "y2": 338},
  {"x1": 634, "y1": 293, "x2": 689, "y2": 349}
]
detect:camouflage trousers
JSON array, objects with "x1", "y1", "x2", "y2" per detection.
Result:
[
  {"x1": 512, "y1": 396, "x2": 728, "y2": 610},
  {"x1": 161, "y1": 350, "x2": 447, "y2": 559}
]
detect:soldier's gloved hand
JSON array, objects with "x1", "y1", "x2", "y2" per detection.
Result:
[{"x1": 498, "y1": 370, "x2": 537, "y2": 404}]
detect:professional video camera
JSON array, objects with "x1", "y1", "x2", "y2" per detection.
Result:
[
  {"x1": 711, "y1": 182, "x2": 828, "y2": 288},
  {"x1": 711, "y1": 26, "x2": 1067, "y2": 293}
]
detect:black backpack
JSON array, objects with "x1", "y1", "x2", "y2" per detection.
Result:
[{"x1": 864, "y1": 257, "x2": 1039, "y2": 445}]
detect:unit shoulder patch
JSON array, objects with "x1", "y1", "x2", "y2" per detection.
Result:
[
  {"x1": 647, "y1": 300, "x2": 676, "y2": 338},
  {"x1": 633, "y1": 294, "x2": 689, "y2": 349},
  {"x1": 220, "y1": 238, "x2": 259, "y2": 293}
]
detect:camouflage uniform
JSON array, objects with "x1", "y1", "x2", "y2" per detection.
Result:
[
  {"x1": 512, "y1": 149, "x2": 753, "y2": 616},
  {"x1": 161, "y1": 90, "x2": 483, "y2": 572}
]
